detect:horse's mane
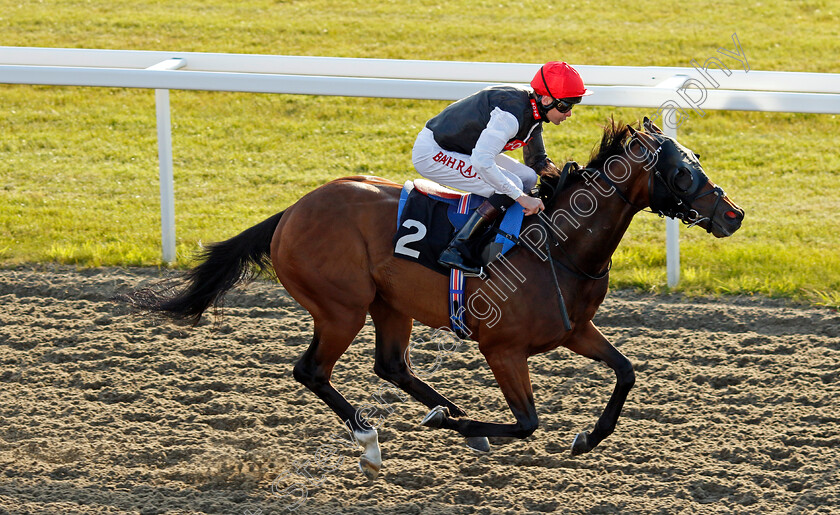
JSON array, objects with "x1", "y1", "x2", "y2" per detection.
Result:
[
  {"x1": 538, "y1": 117, "x2": 634, "y2": 201},
  {"x1": 586, "y1": 117, "x2": 634, "y2": 171}
]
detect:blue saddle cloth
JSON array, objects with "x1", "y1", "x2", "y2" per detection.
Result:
[{"x1": 393, "y1": 180, "x2": 524, "y2": 276}]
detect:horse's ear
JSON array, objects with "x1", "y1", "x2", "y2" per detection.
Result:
[
  {"x1": 649, "y1": 120, "x2": 664, "y2": 134},
  {"x1": 643, "y1": 117, "x2": 664, "y2": 135}
]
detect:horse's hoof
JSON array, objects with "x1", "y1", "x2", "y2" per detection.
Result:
[
  {"x1": 358, "y1": 456, "x2": 380, "y2": 480},
  {"x1": 465, "y1": 436, "x2": 491, "y2": 453},
  {"x1": 420, "y1": 405, "x2": 449, "y2": 428},
  {"x1": 570, "y1": 431, "x2": 591, "y2": 456}
]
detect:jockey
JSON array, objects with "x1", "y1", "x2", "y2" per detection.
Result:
[{"x1": 412, "y1": 61, "x2": 593, "y2": 275}]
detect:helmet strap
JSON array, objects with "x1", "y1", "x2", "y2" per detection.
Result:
[
  {"x1": 540, "y1": 66, "x2": 558, "y2": 101},
  {"x1": 534, "y1": 94, "x2": 553, "y2": 120}
]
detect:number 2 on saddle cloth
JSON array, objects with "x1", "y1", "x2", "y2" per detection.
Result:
[{"x1": 392, "y1": 180, "x2": 525, "y2": 339}]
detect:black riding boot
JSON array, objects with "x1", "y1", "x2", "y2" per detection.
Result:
[{"x1": 438, "y1": 194, "x2": 514, "y2": 275}]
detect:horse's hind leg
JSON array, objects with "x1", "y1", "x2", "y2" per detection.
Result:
[
  {"x1": 420, "y1": 347, "x2": 540, "y2": 440},
  {"x1": 292, "y1": 308, "x2": 383, "y2": 479},
  {"x1": 368, "y1": 297, "x2": 490, "y2": 452}
]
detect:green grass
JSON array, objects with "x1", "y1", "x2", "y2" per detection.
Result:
[{"x1": 1, "y1": 0, "x2": 838, "y2": 307}]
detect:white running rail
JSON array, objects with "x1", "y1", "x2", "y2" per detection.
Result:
[{"x1": 3, "y1": 47, "x2": 838, "y2": 281}]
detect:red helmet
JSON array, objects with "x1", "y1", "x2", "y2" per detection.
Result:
[{"x1": 530, "y1": 61, "x2": 593, "y2": 99}]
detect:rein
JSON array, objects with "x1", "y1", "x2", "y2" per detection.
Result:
[
  {"x1": 539, "y1": 216, "x2": 572, "y2": 332},
  {"x1": 538, "y1": 213, "x2": 613, "y2": 282},
  {"x1": 538, "y1": 162, "x2": 614, "y2": 281},
  {"x1": 531, "y1": 162, "x2": 611, "y2": 332}
]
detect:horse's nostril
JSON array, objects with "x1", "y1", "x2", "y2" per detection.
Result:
[{"x1": 725, "y1": 210, "x2": 738, "y2": 220}]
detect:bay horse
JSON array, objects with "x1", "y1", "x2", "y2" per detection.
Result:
[{"x1": 122, "y1": 118, "x2": 744, "y2": 480}]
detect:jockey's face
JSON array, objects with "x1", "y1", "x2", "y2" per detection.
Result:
[{"x1": 541, "y1": 97, "x2": 573, "y2": 125}]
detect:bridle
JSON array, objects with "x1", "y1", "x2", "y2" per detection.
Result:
[
  {"x1": 531, "y1": 125, "x2": 729, "y2": 331},
  {"x1": 564, "y1": 130, "x2": 728, "y2": 231},
  {"x1": 532, "y1": 128, "x2": 726, "y2": 331},
  {"x1": 634, "y1": 132, "x2": 727, "y2": 232}
]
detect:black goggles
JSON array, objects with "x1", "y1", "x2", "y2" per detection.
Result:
[{"x1": 548, "y1": 96, "x2": 582, "y2": 113}]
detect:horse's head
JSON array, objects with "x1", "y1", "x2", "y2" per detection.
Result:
[{"x1": 627, "y1": 117, "x2": 744, "y2": 238}]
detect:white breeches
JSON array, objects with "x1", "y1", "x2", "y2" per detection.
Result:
[{"x1": 412, "y1": 127, "x2": 537, "y2": 199}]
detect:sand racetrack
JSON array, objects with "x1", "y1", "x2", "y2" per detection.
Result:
[{"x1": 0, "y1": 266, "x2": 838, "y2": 514}]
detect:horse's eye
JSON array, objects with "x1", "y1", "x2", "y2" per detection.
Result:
[{"x1": 673, "y1": 167, "x2": 693, "y2": 191}]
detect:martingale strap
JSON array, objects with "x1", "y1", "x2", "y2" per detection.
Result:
[
  {"x1": 449, "y1": 268, "x2": 468, "y2": 339},
  {"x1": 449, "y1": 195, "x2": 470, "y2": 339}
]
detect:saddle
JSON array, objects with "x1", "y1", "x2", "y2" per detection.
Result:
[{"x1": 393, "y1": 179, "x2": 524, "y2": 276}]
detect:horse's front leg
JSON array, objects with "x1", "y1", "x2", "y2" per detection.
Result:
[
  {"x1": 565, "y1": 321, "x2": 635, "y2": 456},
  {"x1": 421, "y1": 351, "x2": 539, "y2": 438}
]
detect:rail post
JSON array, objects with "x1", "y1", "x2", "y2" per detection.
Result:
[
  {"x1": 653, "y1": 75, "x2": 689, "y2": 288},
  {"x1": 147, "y1": 58, "x2": 186, "y2": 264}
]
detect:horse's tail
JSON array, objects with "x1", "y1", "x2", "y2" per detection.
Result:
[{"x1": 119, "y1": 211, "x2": 284, "y2": 325}]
